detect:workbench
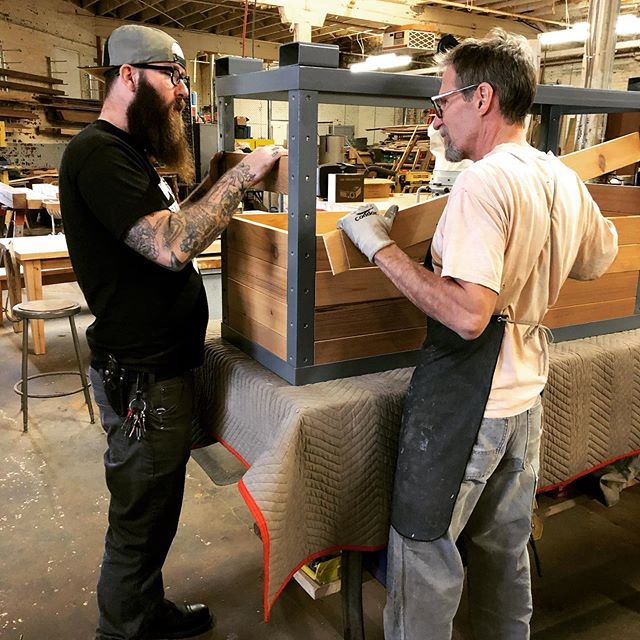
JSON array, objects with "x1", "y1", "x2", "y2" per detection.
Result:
[{"x1": 195, "y1": 328, "x2": 640, "y2": 636}]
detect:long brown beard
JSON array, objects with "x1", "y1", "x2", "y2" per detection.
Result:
[{"x1": 127, "y1": 76, "x2": 196, "y2": 184}]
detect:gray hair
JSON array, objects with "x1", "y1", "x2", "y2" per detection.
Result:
[{"x1": 435, "y1": 28, "x2": 537, "y2": 125}]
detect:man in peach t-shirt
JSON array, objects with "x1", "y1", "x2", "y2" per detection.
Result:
[{"x1": 338, "y1": 29, "x2": 617, "y2": 640}]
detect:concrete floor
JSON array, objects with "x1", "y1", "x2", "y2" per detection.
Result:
[{"x1": 2, "y1": 281, "x2": 640, "y2": 640}]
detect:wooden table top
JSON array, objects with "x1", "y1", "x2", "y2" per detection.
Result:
[{"x1": 0, "y1": 234, "x2": 69, "y2": 260}]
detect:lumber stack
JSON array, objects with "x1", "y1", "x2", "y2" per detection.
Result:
[
  {"x1": 36, "y1": 95, "x2": 100, "y2": 130},
  {"x1": 0, "y1": 68, "x2": 64, "y2": 96}
]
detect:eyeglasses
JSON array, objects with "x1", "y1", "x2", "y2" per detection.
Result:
[
  {"x1": 130, "y1": 63, "x2": 189, "y2": 87},
  {"x1": 429, "y1": 84, "x2": 479, "y2": 119}
]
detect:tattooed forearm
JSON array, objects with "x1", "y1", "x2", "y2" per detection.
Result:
[
  {"x1": 124, "y1": 215, "x2": 161, "y2": 262},
  {"x1": 124, "y1": 163, "x2": 256, "y2": 271}
]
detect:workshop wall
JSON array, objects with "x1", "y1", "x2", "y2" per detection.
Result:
[
  {"x1": 541, "y1": 55, "x2": 640, "y2": 90},
  {"x1": 0, "y1": 0, "x2": 98, "y2": 166},
  {"x1": 233, "y1": 99, "x2": 403, "y2": 146}
]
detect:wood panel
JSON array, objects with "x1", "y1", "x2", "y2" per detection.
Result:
[
  {"x1": 322, "y1": 133, "x2": 640, "y2": 275},
  {"x1": 588, "y1": 184, "x2": 640, "y2": 216},
  {"x1": 227, "y1": 277, "x2": 287, "y2": 336},
  {"x1": 610, "y1": 216, "x2": 640, "y2": 245},
  {"x1": 561, "y1": 132, "x2": 640, "y2": 181},
  {"x1": 607, "y1": 245, "x2": 640, "y2": 273},
  {"x1": 224, "y1": 152, "x2": 289, "y2": 193},
  {"x1": 553, "y1": 271, "x2": 639, "y2": 308},
  {"x1": 226, "y1": 249, "x2": 286, "y2": 300},
  {"x1": 225, "y1": 311, "x2": 287, "y2": 361},
  {"x1": 321, "y1": 195, "x2": 447, "y2": 274},
  {"x1": 315, "y1": 267, "x2": 403, "y2": 307},
  {"x1": 314, "y1": 327, "x2": 427, "y2": 364},
  {"x1": 544, "y1": 298, "x2": 636, "y2": 329},
  {"x1": 227, "y1": 216, "x2": 288, "y2": 268},
  {"x1": 315, "y1": 298, "x2": 426, "y2": 341}
]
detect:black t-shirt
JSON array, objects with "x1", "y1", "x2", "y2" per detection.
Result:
[{"x1": 59, "y1": 120, "x2": 208, "y2": 373}]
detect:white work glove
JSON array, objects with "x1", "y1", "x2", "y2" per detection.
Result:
[{"x1": 336, "y1": 203, "x2": 398, "y2": 263}]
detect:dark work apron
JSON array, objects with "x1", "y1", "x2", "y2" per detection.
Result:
[{"x1": 390, "y1": 245, "x2": 506, "y2": 541}]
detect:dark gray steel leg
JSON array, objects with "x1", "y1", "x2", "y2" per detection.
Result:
[
  {"x1": 341, "y1": 551, "x2": 365, "y2": 640},
  {"x1": 69, "y1": 315, "x2": 94, "y2": 424},
  {"x1": 21, "y1": 318, "x2": 28, "y2": 432}
]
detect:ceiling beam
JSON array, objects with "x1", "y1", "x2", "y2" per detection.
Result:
[
  {"x1": 414, "y1": 6, "x2": 542, "y2": 37},
  {"x1": 92, "y1": 15, "x2": 280, "y2": 60}
]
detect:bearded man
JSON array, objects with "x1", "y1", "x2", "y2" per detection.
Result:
[{"x1": 59, "y1": 25, "x2": 283, "y2": 640}]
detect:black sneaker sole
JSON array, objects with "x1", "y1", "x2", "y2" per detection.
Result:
[{"x1": 149, "y1": 613, "x2": 214, "y2": 640}]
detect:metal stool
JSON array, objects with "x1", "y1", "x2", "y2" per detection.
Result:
[{"x1": 12, "y1": 298, "x2": 95, "y2": 432}]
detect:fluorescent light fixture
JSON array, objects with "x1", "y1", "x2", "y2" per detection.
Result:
[
  {"x1": 539, "y1": 15, "x2": 640, "y2": 46},
  {"x1": 616, "y1": 14, "x2": 640, "y2": 37},
  {"x1": 539, "y1": 22, "x2": 589, "y2": 46},
  {"x1": 350, "y1": 53, "x2": 412, "y2": 73}
]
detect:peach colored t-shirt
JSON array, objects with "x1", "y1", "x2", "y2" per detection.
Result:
[{"x1": 431, "y1": 142, "x2": 618, "y2": 418}]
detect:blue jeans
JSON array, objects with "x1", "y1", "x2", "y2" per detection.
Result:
[
  {"x1": 384, "y1": 400, "x2": 542, "y2": 640},
  {"x1": 90, "y1": 368, "x2": 194, "y2": 640}
]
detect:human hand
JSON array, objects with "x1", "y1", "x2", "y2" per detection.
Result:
[
  {"x1": 336, "y1": 203, "x2": 398, "y2": 263},
  {"x1": 236, "y1": 145, "x2": 286, "y2": 187},
  {"x1": 208, "y1": 151, "x2": 225, "y2": 185}
]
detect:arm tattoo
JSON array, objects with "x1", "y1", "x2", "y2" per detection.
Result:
[{"x1": 124, "y1": 163, "x2": 256, "y2": 271}]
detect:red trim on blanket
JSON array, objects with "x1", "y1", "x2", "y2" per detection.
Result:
[
  {"x1": 215, "y1": 435, "x2": 251, "y2": 470},
  {"x1": 537, "y1": 448, "x2": 640, "y2": 494},
  {"x1": 238, "y1": 478, "x2": 272, "y2": 620}
]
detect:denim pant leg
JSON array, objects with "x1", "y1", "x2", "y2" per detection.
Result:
[
  {"x1": 384, "y1": 402, "x2": 541, "y2": 640},
  {"x1": 90, "y1": 368, "x2": 194, "y2": 640},
  {"x1": 465, "y1": 401, "x2": 542, "y2": 640}
]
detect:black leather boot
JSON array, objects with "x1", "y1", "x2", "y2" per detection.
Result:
[{"x1": 147, "y1": 600, "x2": 214, "y2": 639}]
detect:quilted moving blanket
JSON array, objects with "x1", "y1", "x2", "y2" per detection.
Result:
[{"x1": 195, "y1": 329, "x2": 640, "y2": 619}]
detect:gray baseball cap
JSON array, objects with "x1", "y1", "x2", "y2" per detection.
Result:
[{"x1": 80, "y1": 24, "x2": 186, "y2": 81}]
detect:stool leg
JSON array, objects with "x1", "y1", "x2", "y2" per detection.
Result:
[
  {"x1": 21, "y1": 318, "x2": 29, "y2": 432},
  {"x1": 69, "y1": 315, "x2": 94, "y2": 424}
]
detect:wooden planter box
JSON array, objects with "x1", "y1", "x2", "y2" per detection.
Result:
[
  {"x1": 224, "y1": 211, "x2": 428, "y2": 367},
  {"x1": 222, "y1": 184, "x2": 640, "y2": 383}
]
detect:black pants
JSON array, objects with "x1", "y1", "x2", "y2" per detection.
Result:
[{"x1": 89, "y1": 368, "x2": 194, "y2": 640}]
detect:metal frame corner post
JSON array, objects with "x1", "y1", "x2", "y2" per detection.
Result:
[
  {"x1": 286, "y1": 88, "x2": 318, "y2": 369},
  {"x1": 218, "y1": 95, "x2": 235, "y2": 327}
]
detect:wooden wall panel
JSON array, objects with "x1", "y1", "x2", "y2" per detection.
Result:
[
  {"x1": 227, "y1": 278, "x2": 287, "y2": 336},
  {"x1": 315, "y1": 298, "x2": 426, "y2": 341},
  {"x1": 226, "y1": 249, "x2": 287, "y2": 300},
  {"x1": 225, "y1": 309, "x2": 287, "y2": 360},
  {"x1": 610, "y1": 216, "x2": 640, "y2": 245},
  {"x1": 544, "y1": 298, "x2": 636, "y2": 329},
  {"x1": 315, "y1": 267, "x2": 403, "y2": 307},
  {"x1": 588, "y1": 184, "x2": 640, "y2": 216},
  {"x1": 227, "y1": 217, "x2": 288, "y2": 268},
  {"x1": 314, "y1": 327, "x2": 427, "y2": 364},
  {"x1": 553, "y1": 271, "x2": 639, "y2": 308},
  {"x1": 608, "y1": 245, "x2": 640, "y2": 273}
]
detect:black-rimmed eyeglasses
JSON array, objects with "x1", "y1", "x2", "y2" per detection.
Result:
[
  {"x1": 130, "y1": 63, "x2": 189, "y2": 87},
  {"x1": 429, "y1": 84, "x2": 479, "y2": 119}
]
